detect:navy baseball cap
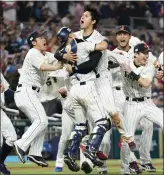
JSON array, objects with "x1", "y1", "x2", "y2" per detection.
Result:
[
  {"x1": 27, "y1": 30, "x2": 46, "y2": 47},
  {"x1": 134, "y1": 43, "x2": 151, "y2": 54},
  {"x1": 116, "y1": 25, "x2": 131, "y2": 35},
  {"x1": 57, "y1": 27, "x2": 72, "y2": 44}
]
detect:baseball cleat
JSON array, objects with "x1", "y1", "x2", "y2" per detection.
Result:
[
  {"x1": 83, "y1": 149, "x2": 104, "y2": 167},
  {"x1": 14, "y1": 143, "x2": 25, "y2": 163},
  {"x1": 64, "y1": 155, "x2": 80, "y2": 172},
  {"x1": 99, "y1": 170, "x2": 108, "y2": 174},
  {"x1": 27, "y1": 155, "x2": 48, "y2": 167},
  {"x1": 129, "y1": 161, "x2": 143, "y2": 174},
  {"x1": 141, "y1": 163, "x2": 156, "y2": 172},
  {"x1": 0, "y1": 164, "x2": 11, "y2": 175},
  {"x1": 81, "y1": 161, "x2": 93, "y2": 174},
  {"x1": 55, "y1": 167, "x2": 63, "y2": 172}
]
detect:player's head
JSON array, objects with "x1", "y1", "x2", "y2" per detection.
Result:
[
  {"x1": 80, "y1": 5, "x2": 100, "y2": 30},
  {"x1": 56, "y1": 27, "x2": 73, "y2": 44},
  {"x1": 27, "y1": 30, "x2": 47, "y2": 51},
  {"x1": 116, "y1": 25, "x2": 131, "y2": 48},
  {"x1": 134, "y1": 43, "x2": 150, "y2": 66}
]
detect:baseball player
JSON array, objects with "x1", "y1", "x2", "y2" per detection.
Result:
[
  {"x1": 111, "y1": 25, "x2": 163, "y2": 173},
  {"x1": 74, "y1": 6, "x2": 121, "y2": 174},
  {"x1": 14, "y1": 30, "x2": 63, "y2": 167},
  {"x1": 55, "y1": 27, "x2": 111, "y2": 171},
  {"x1": 54, "y1": 8, "x2": 112, "y2": 172},
  {"x1": 109, "y1": 25, "x2": 157, "y2": 173},
  {"x1": 0, "y1": 73, "x2": 17, "y2": 175},
  {"x1": 108, "y1": 43, "x2": 163, "y2": 175}
]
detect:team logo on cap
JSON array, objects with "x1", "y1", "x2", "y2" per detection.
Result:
[
  {"x1": 120, "y1": 26, "x2": 125, "y2": 30},
  {"x1": 30, "y1": 37, "x2": 33, "y2": 41},
  {"x1": 144, "y1": 43, "x2": 148, "y2": 48}
]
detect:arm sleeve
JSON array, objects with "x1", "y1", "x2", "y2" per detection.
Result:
[{"x1": 72, "y1": 51, "x2": 102, "y2": 74}]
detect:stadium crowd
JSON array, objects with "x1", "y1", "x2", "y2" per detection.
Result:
[{"x1": 0, "y1": 1, "x2": 164, "y2": 109}]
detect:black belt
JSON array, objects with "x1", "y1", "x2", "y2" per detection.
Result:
[
  {"x1": 96, "y1": 73, "x2": 100, "y2": 78},
  {"x1": 80, "y1": 82, "x2": 86, "y2": 85},
  {"x1": 126, "y1": 97, "x2": 150, "y2": 102},
  {"x1": 115, "y1": 87, "x2": 121, "y2": 90},
  {"x1": 18, "y1": 84, "x2": 40, "y2": 92}
]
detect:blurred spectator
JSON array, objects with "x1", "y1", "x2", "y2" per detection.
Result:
[
  {"x1": 99, "y1": 2, "x2": 111, "y2": 19},
  {"x1": 75, "y1": 2, "x2": 84, "y2": 23},
  {"x1": 2, "y1": 1, "x2": 16, "y2": 22},
  {"x1": 6, "y1": 31, "x2": 20, "y2": 54},
  {"x1": 57, "y1": 1, "x2": 70, "y2": 18},
  {"x1": 116, "y1": 3, "x2": 131, "y2": 25},
  {"x1": 14, "y1": 45, "x2": 29, "y2": 66},
  {"x1": 4, "y1": 59, "x2": 17, "y2": 77},
  {"x1": 32, "y1": 1, "x2": 46, "y2": 22},
  {"x1": 28, "y1": 17, "x2": 39, "y2": 31},
  {"x1": 16, "y1": 2, "x2": 34, "y2": 22},
  {"x1": 61, "y1": 12, "x2": 73, "y2": 28}
]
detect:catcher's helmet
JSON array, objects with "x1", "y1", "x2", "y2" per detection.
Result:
[{"x1": 57, "y1": 27, "x2": 72, "y2": 44}]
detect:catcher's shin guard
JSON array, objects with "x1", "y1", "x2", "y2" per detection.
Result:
[
  {"x1": 84, "y1": 118, "x2": 111, "y2": 166},
  {"x1": 64, "y1": 123, "x2": 88, "y2": 158}
]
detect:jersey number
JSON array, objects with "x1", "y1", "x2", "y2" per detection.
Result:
[{"x1": 46, "y1": 77, "x2": 57, "y2": 86}]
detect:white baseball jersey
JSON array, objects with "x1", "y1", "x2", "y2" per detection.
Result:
[
  {"x1": 18, "y1": 49, "x2": 56, "y2": 88},
  {"x1": 1, "y1": 73, "x2": 9, "y2": 106},
  {"x1": 40, "y1": 69, "x2": 67, "y2": 102},
  {"x1": 14, "y1": 49, "x2": 56, "y2": 157},
  {"x1": 129, "y1": 36, "x2": 141, "y2": 48},
  {"x1": 158, "y1": 51, "x2": 164, "y2": 70},
  {"x1": 74, "y1": 30, "x2": 108, "y2": 73},
  {"x1": 1, "y1": 73, "x2": 17, "y2": 147},
  {"x1": 69, "y1": 41, "x2": 96, "y2": 85}
]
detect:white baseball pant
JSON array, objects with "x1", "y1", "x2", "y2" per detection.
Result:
[
  {"x1": 121, "y1": 98, "x2": 163, "y2": 174},
  {"x1": 1, "y1": 109, "x2": 17, "y2": 147},
  {"x1": 14, "y1": 86, "x2": 48, "y2": 156},
  {"x1": 55, "y1": 109, "x2": 74, "y2": 168}
]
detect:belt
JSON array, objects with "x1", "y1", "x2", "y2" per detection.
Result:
[
  {"x1": 80, "y1": 82, "x2": 86, "y2": 85},
  {"x1": 96, "y1": 73, "x2": 100, "y2": 78},
  {"x1": 126, "y1": 97, "x2": 150, "y2": 102},
  {"x1": 115, "y1": 87, "x2": 121, "y2": 90},
  {"x1": 18, "y1": 84, "x2": 40, "y2": 92}
]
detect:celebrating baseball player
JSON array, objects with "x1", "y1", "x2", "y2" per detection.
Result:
[
  {"x1": 54, "y1": 25, "x2": 112, "y2": 172},
  {"x1": 108, "y1": 42, "x2": 163, "y2": 174},
  {"x1": 14, "y1": 30, "x2": 63, "y2": 167},
  {"x1": 74, "y1": 6, "x2": 122, "y2": 174},
  {"x1": 109, "y1": 25, "x2": 159, "y2": 173},
  {"x1": 0, "y1": 73, "x2": 17, "y2": 175}
]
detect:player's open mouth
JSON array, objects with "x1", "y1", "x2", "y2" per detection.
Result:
[
  {"x1": 80, "y1": 20, "x2": 84, "y2": 24},
  {"x1": 121, "y1": 40, "x2": 126, "y2": 43}
]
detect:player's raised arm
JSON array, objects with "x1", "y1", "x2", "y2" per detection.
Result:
[
  {"x1": 66, "y1": 50, "x2": 102, "y2": 74},
  {"x1": 40, "y1": 61, "x2": 63, "y2": 71},
  {"x1": 94, "y1": 38, "x2": 109, "y2": 51},
  {"x1": 121, "y1": 43, "x2": 155, "y2": 88}
]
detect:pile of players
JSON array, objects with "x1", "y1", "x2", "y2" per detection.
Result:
[{"x1": 0, "y1": 5, "x2": 163, "y2": 175}]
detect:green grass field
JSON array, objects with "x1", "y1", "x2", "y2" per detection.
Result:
[{"x1": 5, "y1": 159, "x2": 163, "y2": 174}]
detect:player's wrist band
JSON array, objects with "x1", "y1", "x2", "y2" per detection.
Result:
[{"x1": 130, "y1": 71, "x2": 140, "y2": 81}]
